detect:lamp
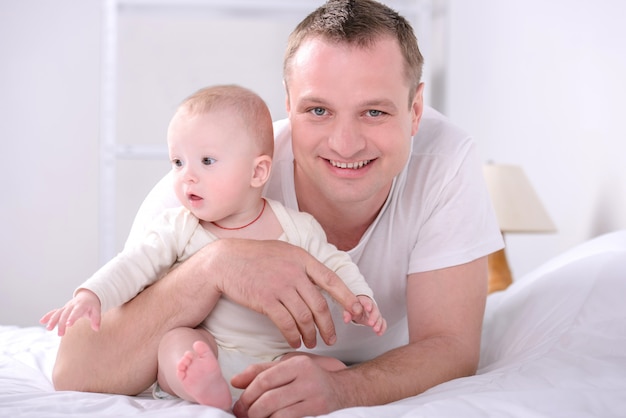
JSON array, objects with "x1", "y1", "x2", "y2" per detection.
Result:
[{"x1": 483, "y1": 163, "x2": 556, "y2": 293}]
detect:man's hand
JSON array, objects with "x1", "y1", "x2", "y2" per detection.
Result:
[
  {"x1": 230, "y1": 258, "x2": 490, "y2": 417},
  {"x1": 209, "y1": 239, "x2": 363, "y2": 348},
  {"x1": 231, "y1": 356, "x2": 347, "y2": 418}
]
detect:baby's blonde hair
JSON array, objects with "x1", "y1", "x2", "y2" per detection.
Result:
[{"x1": 177, "y1": 85, "x2": 274, "y2": 157}]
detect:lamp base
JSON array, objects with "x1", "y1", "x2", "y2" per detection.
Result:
[{"x1": 487, "y1": 248, "x2": 513, "y2": 293}]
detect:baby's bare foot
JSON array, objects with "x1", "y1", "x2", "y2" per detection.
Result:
[{"x1": 177, "y1": 340, "x2": 231, "y2": 409}]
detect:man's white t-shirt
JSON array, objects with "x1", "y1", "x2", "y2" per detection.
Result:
[{"x1": 128, "y1": 105, "x2": 503, "y2": 364}]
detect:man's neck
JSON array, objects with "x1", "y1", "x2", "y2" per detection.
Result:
[{"x1": 296, "y1": 183, "x2": 388, "y2": 252}]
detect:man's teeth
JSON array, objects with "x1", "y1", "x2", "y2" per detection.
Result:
[{"x1": 330, "y1": 160, "x2": 371, "y2": 169}]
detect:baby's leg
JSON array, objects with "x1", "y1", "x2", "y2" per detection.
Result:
[
  {"x1": 156, "y1": 327, "x2": 231, "y2": 410},
  {"x1": 281, "y1": 351, "x2": 347, "y2": 372}
]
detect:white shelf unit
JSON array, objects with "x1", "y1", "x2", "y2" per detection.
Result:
[{"x1": 98, "y1": 0, "x2": 437, "y2": 264}]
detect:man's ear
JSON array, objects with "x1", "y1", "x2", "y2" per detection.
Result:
[
  {"x1": 251, "y1": 155, "x2": 272, "y2": 188},
  {"x1": 410, "y1": 82, "x2": 425, "y2": 136},
  {"x1": 283, "y1": 80, "x2": 291, "y2": 115}
]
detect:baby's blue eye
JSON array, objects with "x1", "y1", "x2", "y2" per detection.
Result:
[
  {"x1": 202, "y1": 157, "x2": 216, "y2": 165},
  {"x1": 172, "y1": 159, "x2": 183, "y2": 168}
]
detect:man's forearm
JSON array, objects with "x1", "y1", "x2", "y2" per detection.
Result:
[{"x1": 334, "y1": 335, "x2": 479, "y2": 407}]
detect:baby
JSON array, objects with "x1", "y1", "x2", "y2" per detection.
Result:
[{"x1": 41, "y1": 85, "x2": 386, "y2": 410}]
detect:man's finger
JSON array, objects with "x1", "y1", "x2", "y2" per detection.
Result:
[
  {"x1": 231, "y1": 362, "x2": 277, "y2": 418},
  {"x1": 263, "y1": 295, "x2": 305, "y2": 348},
  {"x1": 304, "y1": 259, "x2": 361, "y2": 345},
  {"x1": 233, "y1": 360, "x2": 298, "y2": 418},
  {"x1": 231, "y1": 361, "x2": 274, "y2": 390},
  {"x1": 296, "y1": 282, "x2": 334, "y2": 347}
]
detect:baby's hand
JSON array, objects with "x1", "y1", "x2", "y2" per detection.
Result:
[
  {"x1": 40, "y1": 289, "x2": 102, "y2": 336},
  {"x1": 343, "y1": 295, "x2": 387, "y2": 336}
]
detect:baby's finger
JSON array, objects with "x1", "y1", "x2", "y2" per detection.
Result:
[
  {"x1": 64, "y1": 305, "x2": 87, "y2": 328},
  {"x1": 39, "y1": 310, "x2": 55, "y2": 327},
  {"x1": 374, "y1": 316, "x2": 382, "y2": 332},
  {"x1": 57, "y1": 307, "x2": 76, "y2": 336},
  {"x1": 363, "y1": 297, "x2": 374, "y2": 313},
  {"x1": 376, "y1": 318, "x2": 387, "y2": 336},
  {"x1": 45, "y1": 310, "x2": 63, "y2": 331},
  {"x1": 343, "y1": 309, "x2": 354, "y2": 324},
  {"x1": 89, "y1": 310, "x2": 101, "y2": 332}
]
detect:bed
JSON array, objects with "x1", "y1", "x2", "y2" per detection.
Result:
[{"x1": 2, "y1": 230, "x2": 626, "y2": 418}]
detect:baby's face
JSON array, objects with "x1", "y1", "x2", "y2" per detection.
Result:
[{"x1": 167, "y1": 109, "x2": 259, "y2": 223}]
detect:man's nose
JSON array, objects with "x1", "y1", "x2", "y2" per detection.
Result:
[{"x1": 327, "y1": 117, "x2": 366, "y2": 157}]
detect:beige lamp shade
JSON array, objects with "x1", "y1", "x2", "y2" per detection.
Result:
[{"x1": 483, "y1": 163, "x2": 556, "y2": 233}]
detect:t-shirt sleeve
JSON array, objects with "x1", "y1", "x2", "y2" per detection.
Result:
[{"x1": 409, "y1": 140, "x2": 504, "y2": 274}]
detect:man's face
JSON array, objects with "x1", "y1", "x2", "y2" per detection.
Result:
[{"x1": 286, "y1": 36, "x2": 423, "y2": 207}]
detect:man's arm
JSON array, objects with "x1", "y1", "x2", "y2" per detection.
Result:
[
  {"x1": 232, "y1": 257, "x2": 488, "y2": 417},
  {"x1": 52, "y1": 239, "x2": 361, "y2": 395}
]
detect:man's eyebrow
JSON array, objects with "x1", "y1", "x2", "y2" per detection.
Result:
[
  {"x1": 297, "y1": 95, "x2": 327, "y2": 105},
  {"x1": 297, "y1": 96, "x2": 398, "y2": 109},
  {"x1": 361, "y1": 98, "x2": 397, "y2": 109}
]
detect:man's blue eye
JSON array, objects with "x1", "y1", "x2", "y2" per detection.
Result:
[
  {"x1": 368, "y1": 110, "x2": 383, "y2": 117},
  {"x1": 312, "y1": 107, "x2": 326, "y2": 116},
  {"x1": 202, "y1": 157, "x2": 216, "y2": 165}
]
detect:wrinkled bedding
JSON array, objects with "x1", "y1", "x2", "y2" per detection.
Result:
[{"x1": 2, "y1": 231, "x2": 626, "y2": 417}]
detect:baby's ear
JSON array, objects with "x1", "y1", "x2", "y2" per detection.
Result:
[{"x1": 251, "y1": 155, "x2": 272, "y2": 188}]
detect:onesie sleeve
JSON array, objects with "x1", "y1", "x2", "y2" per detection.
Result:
[{"x1": 77, "y1": 208, "x2": 197, "y2": 312}]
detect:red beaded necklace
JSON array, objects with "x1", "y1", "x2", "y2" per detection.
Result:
[{"x1": 211, "y1": 199, "x2": 267, "y2": 231}]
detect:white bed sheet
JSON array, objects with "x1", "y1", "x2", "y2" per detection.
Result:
[{"x1": 2, "y1": 230, "x2": 626, "y2": 417}]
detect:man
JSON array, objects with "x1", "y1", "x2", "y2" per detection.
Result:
[{"x1": 53, "y1": 1, "x2": 503, "y2": 417}]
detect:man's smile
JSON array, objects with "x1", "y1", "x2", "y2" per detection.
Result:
[{"x1": 329, "y1": 159, "x2": 373, "y2": 169}]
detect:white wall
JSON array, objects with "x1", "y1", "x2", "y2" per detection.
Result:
[
  {"x1": 445, "y1": 0, "x2": 626, "y2": 279},
  {"x1": 0, "y1": 1, "x2": 101, "y2": 326},
  {"x1": 1, "y1": 0, "x2": 625, "y2": 326}
]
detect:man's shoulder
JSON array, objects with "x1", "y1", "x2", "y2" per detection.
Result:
[
  {"x1": 413, "y1": 106, "x2": 472, "y2": 154},
  {"x1": 272, "y1": 118, "x2": 293, "y2": 162},
  {"x1": 419, "y1": 106, "x2": 470, "y2": 139}
]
